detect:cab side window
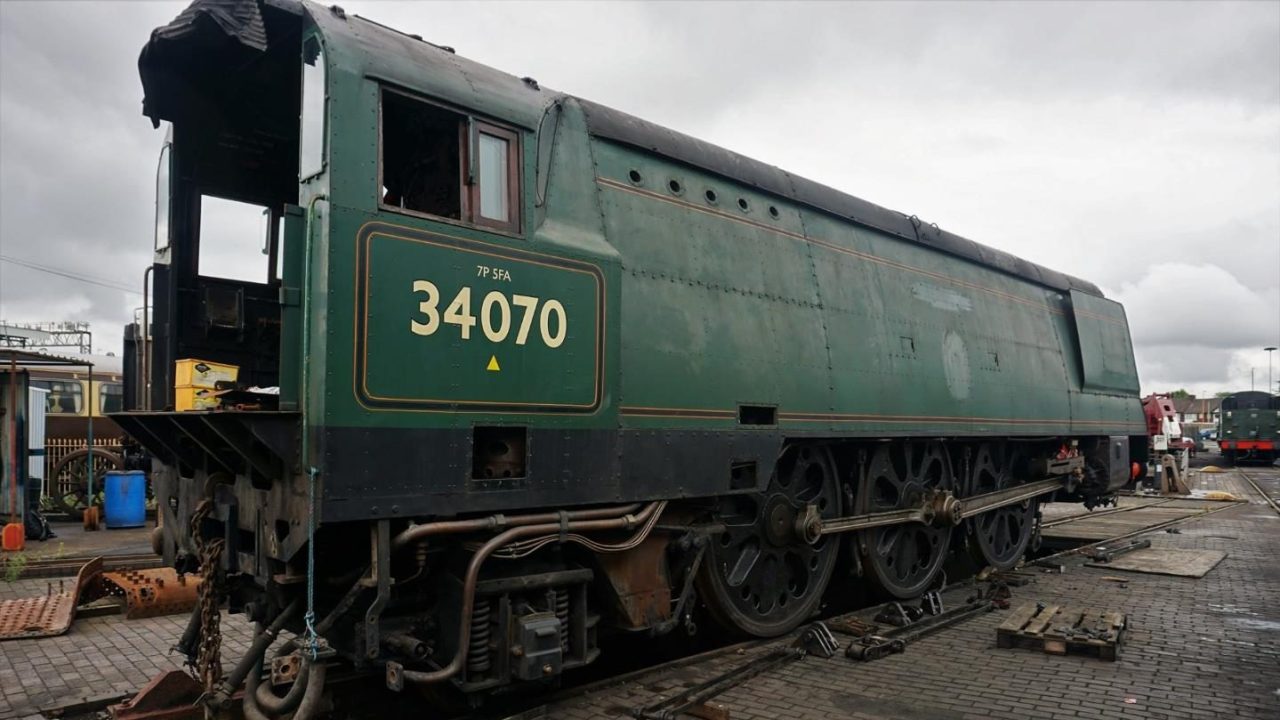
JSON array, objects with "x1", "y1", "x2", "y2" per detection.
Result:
[
  {"x1": 379, "y1": 87, "x2": 521, "y2": 233},
  {"x1": 473, "y1": 126, "x2": 520, "y2": 231},
  {"x1": 381, "y1": 90, "x2": 463, "y2": 219}
]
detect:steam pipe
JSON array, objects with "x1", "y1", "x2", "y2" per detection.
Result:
[
  {"x1": 244, "y1": 647, "x2": 327, "y2": 720},
  {"x1": 290, "y1": 656, "x2": 327, "y2": 720},
  {"x1": 398, "y1": 501, "x2": 664, "y2": 685},
  {"x1": 248, "y1": 570, "x2": 369, "y2": 714},
  {"x1": 207, "y1": 600, "x2": 299, "y2": 710},
  {"x1": 244, "y1": 625, "x2": 311, "y2": 720},
  {"x1": 390, "y1": 502, "x2": 645, "y2": 551}
]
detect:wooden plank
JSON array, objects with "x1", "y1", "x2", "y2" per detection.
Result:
[
  {"x1": 998, "y1": 603, "x2": 1040, "y2": 632},
  {"x1": 1023, "y1": 605, "x2": 1059, "y2": 636},
  {"x1": 687, "y1": 702, "x2": 731, "y2": 720},
  {"x1": 995, "y1": 606, "x2": 1126, "y2": 661}
]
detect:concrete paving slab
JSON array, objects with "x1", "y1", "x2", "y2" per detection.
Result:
[{"x1": 1085, "y1": 547, "x2": 1227, "y2": 577}]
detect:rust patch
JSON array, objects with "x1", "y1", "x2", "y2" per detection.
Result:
[
  {"x1": 111, "y1": 669, "x2": 205, "y2": 720},
  {"x1": 596, "y1": 534, "x2": 672, "y2": 630},
  {"x1": 100, "y1": 568, "x2": 202, "y2": 619},
  {"x1": 0, "y1": 557, "x2": 102, "y2": 640}
]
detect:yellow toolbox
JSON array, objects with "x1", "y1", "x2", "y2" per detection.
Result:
[
  {"x1": 175, "y1": 386, "x2": 222, "y2": 412},
  {"x1": 174, "y1": 359, "x2": 239, "y2": 389}
]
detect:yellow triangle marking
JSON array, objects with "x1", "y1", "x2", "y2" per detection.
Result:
[{"x1": 486, "y1": 355, "x2": 501, "y2": 372}]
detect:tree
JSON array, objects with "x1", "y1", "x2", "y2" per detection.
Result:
[
  {"x1": 1214, "y1": 391, "x2": 1233, "y2": 398},
  {"x1": 1168, "y1": 389, "x2": 1193, "y2": 399}
]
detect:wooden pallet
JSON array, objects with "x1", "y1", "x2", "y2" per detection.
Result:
[{"x1": 996, "y1": 604, "x2": 1126, "y2": 661}]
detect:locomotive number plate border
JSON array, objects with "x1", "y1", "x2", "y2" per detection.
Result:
[{"x1": 353, "y1": 221, "x2": 606, "y2": 414}]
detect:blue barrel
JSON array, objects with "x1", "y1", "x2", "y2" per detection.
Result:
[{"x1": 104, "y1": 471, "x2": 147, "y2": 529}]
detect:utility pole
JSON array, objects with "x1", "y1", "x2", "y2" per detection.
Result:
[{"x1": 1266, "y1": 347, "x2": 1277, "y2": 396}]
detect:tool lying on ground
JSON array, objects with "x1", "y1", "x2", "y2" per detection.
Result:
[
  {"x1": 631, "y1": 622, "x2": 839, "y2": 720},
  {"x1": 846, "y1": 599, "x2": 995, "y2": 662},
  {"x1": 827, "y1": 616, "x2": 880, "y2": 638},
  {"x1": 1084, "y1": 538, "x2": 1151, "y2": 563}
]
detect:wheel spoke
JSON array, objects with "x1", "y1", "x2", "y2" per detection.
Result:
[
  {"x1": 727, "y1": 542, "x2": 761, "y2": 587},
  {"x1": 701, "y1": 445, "x2": 840, "y2": 636},
  {"x1": 969, "y1": 443, "x2": 1037, "y2": 570},
  {"x1": 860, "y1": 442, "x2": 952, "y2": 598}
]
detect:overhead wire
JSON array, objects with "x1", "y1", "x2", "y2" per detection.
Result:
[{"x1": 0, "y1": 254, "x2": 142, "y2": 295}]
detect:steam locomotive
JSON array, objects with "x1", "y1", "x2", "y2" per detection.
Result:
[{"x1": 115, "y1": 0, "x2": 1146, "y2": 713}]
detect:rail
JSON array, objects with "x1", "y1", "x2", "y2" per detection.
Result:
[{"x1": 1236, "y1": 469, "x2": 1280, "y2": 516}]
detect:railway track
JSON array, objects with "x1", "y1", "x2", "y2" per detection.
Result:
[
  {"x1": 2, "y1": 552, "x2": 163, "y2": 580},
  {"x1": 1235, "y1": 467, "x2": 1280, "y2": 515},
  {"x1": 1040, "y1": 497, "x2": 1178, "y2": 528}
]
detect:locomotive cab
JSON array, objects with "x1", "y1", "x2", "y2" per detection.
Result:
[
  {"x1": 131, "y1": 1, "x2": 309, "y2": 413},
  {"x1": 116, "y1": 0, "x2": 323, "y2": 590}
]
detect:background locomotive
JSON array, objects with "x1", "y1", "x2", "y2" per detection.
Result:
[
  {"x1": 116, "y1": 0, "x2": 1147, "y2": 711},
  {"x1": 1217, "y1": 391, "x2": 1279, "y2": 464}
]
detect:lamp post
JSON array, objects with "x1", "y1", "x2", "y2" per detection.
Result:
[{"x1": 1266, "y1": 347, "x2": 1277, "y2": 396}]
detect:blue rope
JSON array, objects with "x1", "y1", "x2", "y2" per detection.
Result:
[
  {"x1": 299, "y1": 196, "x2": 325, "y2": 661},
  {"x1": 303, "y1": 465, "x2": 319, "y2": 659}
]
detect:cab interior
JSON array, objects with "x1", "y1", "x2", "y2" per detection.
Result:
[{"x1": 135, "y1": 1, "x2": 305, "y2": 411}]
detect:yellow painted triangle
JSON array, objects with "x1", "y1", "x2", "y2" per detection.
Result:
[{"x1": 486, "y1": 355, "x2": 501, "y2": 372}]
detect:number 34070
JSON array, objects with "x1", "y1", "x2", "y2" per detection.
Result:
[{"x1": 409, "y1": 280, "x2": 567, "y2": 348}]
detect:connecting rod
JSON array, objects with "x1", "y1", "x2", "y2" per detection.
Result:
[{"x1": 799, "y1": 477, "x2": 1067, "y2": 543}]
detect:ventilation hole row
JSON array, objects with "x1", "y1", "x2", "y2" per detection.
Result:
[{"x1": 627, "y1": 168, "x2": 782, "y2": 220}]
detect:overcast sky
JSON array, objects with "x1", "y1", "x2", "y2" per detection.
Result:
[{"x1": 1, "y1": 0, "x2": 1277, "y2": 396}]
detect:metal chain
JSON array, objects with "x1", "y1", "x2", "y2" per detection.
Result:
[{"x1": 190, "y1": 499, "x2": 226, "y2": 695}]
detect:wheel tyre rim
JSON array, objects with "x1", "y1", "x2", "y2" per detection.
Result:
[
  {"x1": 859, "y1": 443, "x2": 952, "y2": 598},
  {"x1": 969, "y1": 445, "x2": 1035, "y2": 571},
  {"x1": 699, "y1": 446, "x2": 840, "y2": 636}
]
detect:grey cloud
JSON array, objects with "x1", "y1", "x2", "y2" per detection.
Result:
[{"x1": 1, "y1": 0, "x2": 1277, "y2": 393}]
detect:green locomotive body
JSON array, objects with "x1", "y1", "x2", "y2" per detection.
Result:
[
  {"x1": 1218, "y1": 391, "x2": 1279, "y2": 464},
  {"x1": 116, "y1": 0, "x2": 1146, "y2": 705}
]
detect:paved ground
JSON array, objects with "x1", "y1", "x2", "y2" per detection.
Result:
[
  {"x1": 7, "y1": 519, "x2": 153, "y2": 565},
  {"x1": 0, "y1": 588, "x2": 256, "y2": 719},
  {"x1": 541, "y1": 468, "x2": 1280, "y2": 720},
  {"x1": 0, "y1": 468, "x2": 1276, "y2": 720}
]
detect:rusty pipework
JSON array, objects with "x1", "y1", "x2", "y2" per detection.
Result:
[
  {"x1": 393, "y1": 501, "x2": 665, "y2": 687},
  {"x1": 390, "y1": 502, "x2": 646, "y2": 552}
]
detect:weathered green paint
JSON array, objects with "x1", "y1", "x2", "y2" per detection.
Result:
[
  {"x1": 277, "y1": 204, "x2": 306, "y2": 411},
  {"x1": 295, "y1": 3, "x2": 1143, "y2": 452}
]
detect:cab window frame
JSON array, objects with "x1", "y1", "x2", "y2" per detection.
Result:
[
  {"x1": 376, "y1": 85, "x2": 524, "y2": 237},
  {"x1": 470, "y1": 122, "x2": 522, "y2": 234},
  {"x1": 299, "y1": 33, "x2": 328, "y2": 182}
]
